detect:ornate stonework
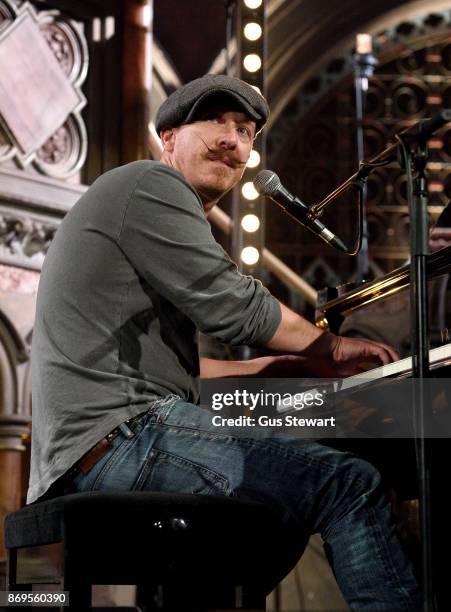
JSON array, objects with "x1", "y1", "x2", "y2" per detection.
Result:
[
  {"x1": 0, "y1": 212, "x2": 57, "y2": 270},
  {"x1": 40, "y1": 22, "x2": 75, "y2": 77},
  {"x1": 35, "y1": 115, "x2": 87, "y2": 177},
  {"x1": 0, "y1": 0, "x2": 88, "y2": 178},
  {"x1": 37, "y1": 125, "x2": 69, "y2": 165}
]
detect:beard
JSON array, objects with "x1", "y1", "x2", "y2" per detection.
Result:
[{"x1": 194, "y1": 163, "x2": 238, "y2": 204}]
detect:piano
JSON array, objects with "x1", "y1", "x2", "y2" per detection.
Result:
[
  {"x1": 315, "y1": 244, "x2": 451, "y2": 356},
  {"x1": 315, "y1": 244, "x2": 451, "y2": 607}
]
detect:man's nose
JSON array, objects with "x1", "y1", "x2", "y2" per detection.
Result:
[{"x1": 216, "y1": 124, "x2": 238, "y2": 148}]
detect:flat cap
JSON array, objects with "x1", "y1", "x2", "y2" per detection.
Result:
[{"x1": 155, "y1": 74, "x2": 269, "y2": 134}]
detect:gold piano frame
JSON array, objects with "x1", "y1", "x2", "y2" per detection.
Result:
[{"x1": 315, "y1": 246, "x2": 451, "y2": 330}]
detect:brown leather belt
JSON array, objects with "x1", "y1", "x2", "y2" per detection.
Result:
[{"x1": 74, "y1": 413, "x2": 145, "y2": 476}]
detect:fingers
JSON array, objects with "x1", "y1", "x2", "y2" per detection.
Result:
[
  {"x1": 340, "y1": 337, "x2": 399, "y2": 368},
  {"x1": 429, "y1": 227, "x2": 451, "y2": 252},
  {"x1": 373, "y1": 341, "x2": 399, "y2": 364},
  {"x1": 430, "y1": 239, "x2": 451, "y2": 252},
  {"x1": 429, "y1": 227, "x2": 451, "y2": 239},
  {"x1": 361, "y1": 341, "x2": 398, "y2": 366}
]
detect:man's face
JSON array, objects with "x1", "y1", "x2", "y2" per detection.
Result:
[{"x1": 161, "y1": 107, "x2": 256, "y2": 212}]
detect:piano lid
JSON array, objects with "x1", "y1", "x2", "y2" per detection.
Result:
[{"x1": 315, "y1": 245, "x2": 451, "y2": 327}]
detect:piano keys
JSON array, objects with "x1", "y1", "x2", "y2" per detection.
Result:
[{"x1": 341, "y1": 342, "x2": 451, "y2": 391}]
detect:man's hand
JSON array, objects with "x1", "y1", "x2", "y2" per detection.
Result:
[
  {"x1": 429, "y1": 227, "x2": 451, "y2": 253},
  {"x1": 318, "y1": 333, "x2": 399, "y2": 377},
  {"x1": 266, "y1": 302, "x2": 399, "y2": 377}
]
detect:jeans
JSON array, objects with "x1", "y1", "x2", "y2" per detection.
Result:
[{"x1": 64, "y1": 395, "x2": 422, "y2": 610}]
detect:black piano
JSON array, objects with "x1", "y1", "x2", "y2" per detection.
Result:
[{"x1": 315, "y1": 244, "x2": 451, "y2": 609}]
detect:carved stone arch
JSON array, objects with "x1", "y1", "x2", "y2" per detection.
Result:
[
  {"x1": 0, "y1": 303, "x2": 31, "y2": 567},
  {"x1": 0, "y1": 304, "x2": 30, "y2": 411}
]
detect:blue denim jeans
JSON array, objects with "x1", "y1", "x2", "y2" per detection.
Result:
[{"x1": 65, "y1": 395, "x2": 422, "y2": 610}]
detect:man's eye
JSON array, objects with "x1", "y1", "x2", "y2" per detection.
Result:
[{"x1": 238, "y1": 126, "x2": 251, "y2": 138}]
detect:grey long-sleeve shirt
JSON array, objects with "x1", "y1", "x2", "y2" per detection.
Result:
[{"x1": 28, "y1": 160, "x2": 281, "y2": 503}]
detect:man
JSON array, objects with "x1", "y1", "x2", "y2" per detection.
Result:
[{"x1": 28, "y1": 74, "x2": 421, "y2": 609}]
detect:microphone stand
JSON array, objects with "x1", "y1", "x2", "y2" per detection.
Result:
[
  {"x1": 352, "y1": 38, "x2": 378, "y2": 281},
  {"x1": 397, "y1": 131, "x2": 433, "y2": 611}
]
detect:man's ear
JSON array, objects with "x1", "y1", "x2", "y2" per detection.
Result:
[{"x1": 160, "y1": 128, "x2": 176, "y2": 152}]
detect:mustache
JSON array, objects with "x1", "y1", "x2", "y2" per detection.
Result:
[
  {"x1": 196, "y1": 134, "x2": 248, "y2": 168},
  {"x1": 205, "y1": 152, "x2": 247, "y2": 169}
]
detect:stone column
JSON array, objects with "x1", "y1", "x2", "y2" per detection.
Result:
[{"x1": 0, "y1": 322, "x2": 31, "y2": 566}]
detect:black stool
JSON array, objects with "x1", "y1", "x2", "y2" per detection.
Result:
[{"x1": 5, "y1": 491, "x2": 305, "y2": 611}]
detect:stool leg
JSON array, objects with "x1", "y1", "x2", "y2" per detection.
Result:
[
  {"x1": 7, "y1": 548, "x2": 17, "y2": 590},
  {"x1": 6, "y1": 549, "x2": 32, "y2": 592}
]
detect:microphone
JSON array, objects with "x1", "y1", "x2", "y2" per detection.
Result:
[
  {"x1": 253, "y1": 170, "x2": 348, "y2": 253},
  {"x1": 399, "y1": 109, "x2": 451, "y2": 144}
]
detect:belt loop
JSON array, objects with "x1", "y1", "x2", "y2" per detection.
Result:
[{"x1": 118, "y1": 422, "x2": 135, "y2": 439}]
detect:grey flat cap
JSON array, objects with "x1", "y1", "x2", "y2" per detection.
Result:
[{"x1": 155, "y1": 74, "x2": 269, "y2": 134}]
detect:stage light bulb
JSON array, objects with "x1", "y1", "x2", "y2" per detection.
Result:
[
  {"x1": 356, "y1": 33, "x2": 372, "y2": 54},
  {"x1": 241, "y1": 214, "x2": 260, "y2": 232},
  {"x1": 243, "y1": 53, "x2": 261, "y2": 73},
  {"x1": 241, "y1": 246, "x2": 260, "y2": 265},
  {"x1": 244, "y1": 22, "x2": 262, "y2": 41},
  {"x1": 244, "y1": 0, "x2": 262, "y2": 8},
  {"x1": 247, "y1": 150, "x2": 260, "y2": 168},
  {"x1": 242, "y1": 181, "x2": 259, "y2": 200}
]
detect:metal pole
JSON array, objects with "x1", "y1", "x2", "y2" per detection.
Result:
[
  {"x1": 399, "y1": 137, "x2": 434, "y2": 611},
  {"x1": 352, "y1": 35, "x2": 378, "y2": 281}
]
